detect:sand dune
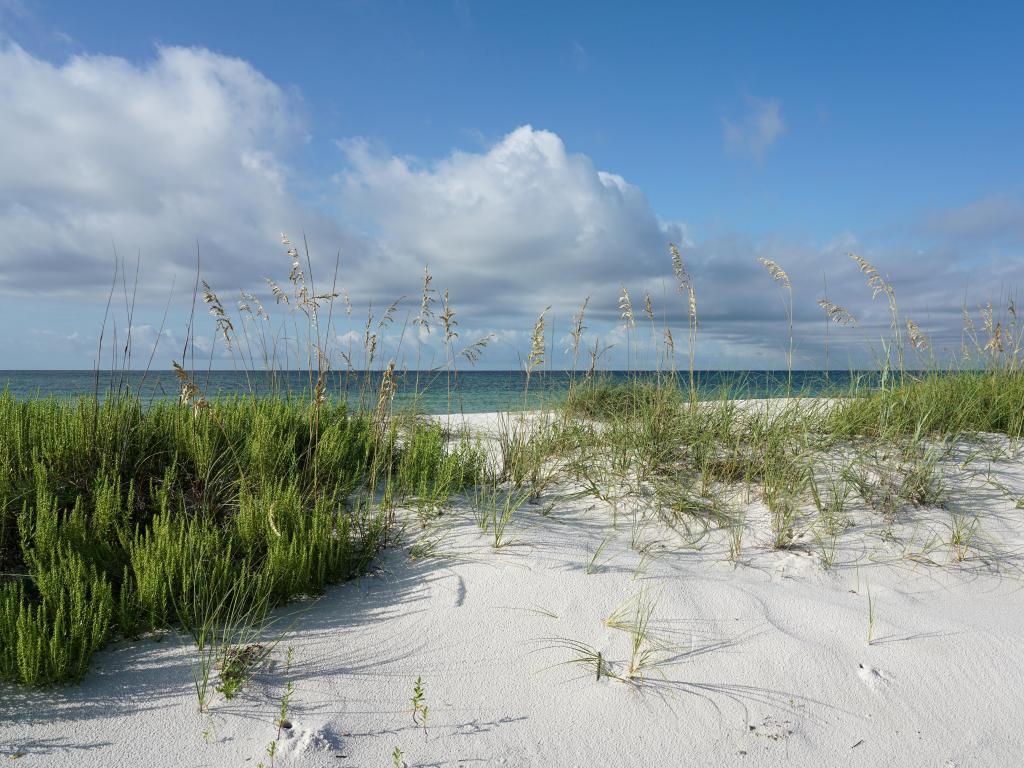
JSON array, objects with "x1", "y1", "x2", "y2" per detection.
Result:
[{"x1": 4, "y1": 411, "x2": 1024, "y2": 767}]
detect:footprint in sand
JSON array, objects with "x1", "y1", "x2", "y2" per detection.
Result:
[
  {"x1": 276, "y1": 723, "x2": 333, "y2": 757},
  {"x1": 857, "y1": 663, "x2": 893, "y2": 689}
]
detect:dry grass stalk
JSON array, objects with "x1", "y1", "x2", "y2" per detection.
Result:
[
  {"x1": 527, "y1": 307, "x2": 550, "y2": 375},
  {"x1": 441, "y1": 289, "x2": 458, "y2": 343},
  {"x1": 906, "y1": 318, "x2": 930, "y2": 351},
  {"x1": 757, "y1": 257, "x2": 790, "y2": 288},
  {"x1": 757, "y1": 256, "x2": 794, "y2": 389},
  {"x1": 818, "y1": 299, "x2": 857, "y2": 326},
  {"x1": 375, "y1": 359, "x2": 397, "y2": 424},
  {"x1": 461, "y1": 335, "x2": 494, "y2": 366},
  {"x1": 201, "y1": 281, "x2": 234, "y2": 349},
  {"x1": 172, "y1": 361, "x2": 208, "y2": 415},
  {"x1": 414, "y1": 266, "x2": 435, "y2": 334},
  {"x1": 850, "y1": 253, "x2": 903, "y2": 373},
  {"x1": 570, "y1": 297, "x2": 590, "y2": 371},
  {"x1": 669, "y1": 243, "x2": 699, "y2": 395},
  {"x1": 619, "y1": 285, "x2": 636, "y2": 328}
]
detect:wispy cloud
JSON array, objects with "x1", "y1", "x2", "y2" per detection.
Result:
[
  {"x1": 571, "y1": 41, "x2": 588, "y2": 72},
  {"x1": 921, "y1": 194, "x2": 1024, "y2": 247},
  {"x1": 722, "y1": 94, "x2": 786, "y2": 161}
]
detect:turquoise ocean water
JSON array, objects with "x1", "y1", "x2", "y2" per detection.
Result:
[{"x1": 0, "y1": 370, "x2": 879, "y2": 414}]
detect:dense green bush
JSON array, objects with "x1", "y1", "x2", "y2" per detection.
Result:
[{"x1": 0, "y1": 393, "x2": 480, "y2": 687}]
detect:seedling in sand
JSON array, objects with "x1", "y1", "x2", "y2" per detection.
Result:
[
  {"x1": 586, "y1": 534, "x2": 614, "y2": 574},
  {"x1": 947, "y1": 514, "x2": 979, "y2": 562},
  {"x1": 866, "y1": 584, "x2": 876, "y2": 645},
  {"x1": 726, "y1": 516, "x2": 746, "y2": 567},
  {"x1": 411, "y1": 676, "x2": 429, "y2": 735},
  {"x1": 605, "y1": 588, "x2": 662, "y2": 681},
  {"x1": 392, "y1": 746, "x2": 407, "y2": 768},
  {"x1": 544, "y1": 637, "x2": 615, "y2": 681}
]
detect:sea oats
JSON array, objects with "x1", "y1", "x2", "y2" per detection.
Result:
[
  {"x1": 527, "y1": 307, "x2": 551, "y2": 374},
  {"x1": 850, "y1": 253, "x2": 891, "y2": 301},
  {"x1": 756, "y1": 257, "x2": 795, "y2": 388},
  {"x1": 570, "y1": 296, "x2": 589, "y2": 357},
  {"x1": 962, "y1": 307, "x2": 975, "y2": 334},
  {"x1": 377, "y1": 297, "x2": 402, "y2": 331},
  {"x1": 985, "y1": 322, "x2": 1004, "y2": 354},
  {"x1": 461, "y1": 334, "x2": 494, "y2": 366},
  {"x1": 906, "y1": 318, "x2": 930, "y2": 351},
  {"x1": 172, "y1": 361, "x2": 207, "y2": 415},
  {"x1": 619, "y1": 285, "x2": 636, "y2": 328},
  {"x1": 363, "y1": 307, "x2": 379, "y2": 365},
  {"x1": 642, "y1": 292, "x2": 654, "y2": 321},
  {"x1": 669, "y1": 243, "x2": 698, "y2": 319},
  {"x1": 982, "y1": 302, "x2": 995, "y2": 336},
  {"x1": 757, "y1": 257, "x2": 791, "y2": 288},
  {"x1": 375, "y1": 359, "x2": 397, "y2": 422},
  {"x1": 414, "y1": 266, "x2": 435, "y2": 333},
  {"x1": 818, "y1": 298, "x2": 857, "y2": 326},
  {"x1": 266, "y1": 279, "x2": 289, "y2": 305},
  {"x1": 201, "y1": 281, "x2": 234, "y2": 349},
  {"x1": 670, "y1": 243, "x2": 688, "y2": 294},
  {"x1": 239, "y1": 291, "x2": 268, "y2": 321},
  {"x1": 440, "y1": 289, "x2": 458, "y2": 343}
]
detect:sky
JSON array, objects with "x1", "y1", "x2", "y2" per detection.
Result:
[{"x1": 0, "y1": 0, "x2": 1022, "y2": 370}]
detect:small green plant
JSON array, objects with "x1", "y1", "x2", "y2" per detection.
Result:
[
  {"x1": 260, "y1": 678, "x2": 296, "y2": 768},
  {"x1": 391, "y1": 745, "x2": 407, "y2": 768},
  {"x1": 543, "y1": 637, "x2": 614, "y2": 681},
  {"x1": 586, "y1": 534, "x2": 614, "y2": 574},
  {"x1": 411, "y1": 676, "x2": 429, "y2": 735},
  {"x1": 947, "y1": 514, "x2": 979, "y2": 562},
  {"x1": 605, "y1": 588, "x2": 662, "y2": 681},
  {"x1": 725, "y1": 510, "x2": 746, "y2": 567},
  {"x1": 276, "y1": 680, "x2": 295, "y2": 734},
  {"x1": 810, "y1": 473, "x2": 851, "y2": 536},
  {"x1": 473, "y1": 481, "x2": 529, "y2": 549},
  {"x1": 813, "y1": 526, "x2": 839, "y2": 569},
  {"x1": 866, "y1": 583, "x2": 876, "y2": 645},
  {"x1": 216, "y1": 642, "x2": 265, "y2": 700}
]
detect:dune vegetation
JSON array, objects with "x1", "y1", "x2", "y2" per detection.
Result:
[{"x1": 1, "y1": 237, "x2": 1021, "y2": 701}]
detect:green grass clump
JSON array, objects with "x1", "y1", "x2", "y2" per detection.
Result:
[
  {"x1": 826, "y1": 370, "x2": 1024, "y2": 439},
  {"x1": 0, "y1": 392, "x2": 479, "y2": 688}
]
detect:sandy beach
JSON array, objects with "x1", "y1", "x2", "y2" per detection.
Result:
[{"x1": 3, "y1": 407, "x2": 1023, "y2": 767}]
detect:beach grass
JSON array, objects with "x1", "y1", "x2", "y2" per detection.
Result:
[{"x1": 1, "y1": 239, "x2": 1021, "y2": 692}]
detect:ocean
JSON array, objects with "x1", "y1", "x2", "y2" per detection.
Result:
[{"x1": 0, "y1": 369, "x2": 881, "y2": 414}]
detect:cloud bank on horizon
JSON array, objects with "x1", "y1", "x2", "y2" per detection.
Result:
[{"x1": 0, "y1": 41, "x2": 1021, "y2": 370}]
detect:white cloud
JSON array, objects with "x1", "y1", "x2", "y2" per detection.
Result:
[
  {"x1": 0, "y1": 43, "x2": 346, "y2": 296},
  {"x1": 571, "y1": 41, "x2": 589, "y2": 72},
  {"x1": 336, "y1": 125, "x2": 686, "y2": 320},
  {"x1": 722, "y1": 95, "x2": 786, "y2": 161}
]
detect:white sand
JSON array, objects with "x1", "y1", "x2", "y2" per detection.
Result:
[{"x1": 4, "y1": 410, "x2": 1024, "y2": 767}]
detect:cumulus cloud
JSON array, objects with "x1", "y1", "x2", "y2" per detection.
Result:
[
  {"x1": 722, "y1": 95, "x2": 785, "y2": 161},
  {"x1": 0, "y1": 43, "x2": 350, "y2": 295},
  {"x1": 336, "y1": 125, "x2": 686, "y2": 322}
]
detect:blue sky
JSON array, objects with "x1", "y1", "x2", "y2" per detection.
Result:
[{"x1": 1, "y1": 0, "x2": 1022, "y2": 369}]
